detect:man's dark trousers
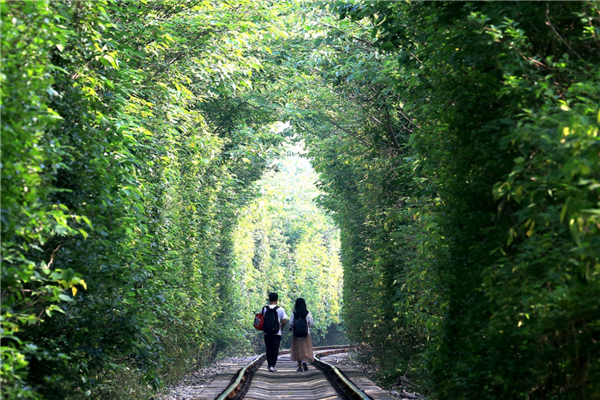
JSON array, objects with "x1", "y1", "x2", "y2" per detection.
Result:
[{"x1": 264, "y1": 334, "x2": 281, "y2": 368}]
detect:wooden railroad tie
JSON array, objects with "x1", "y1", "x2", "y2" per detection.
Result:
[{"x1": 205, "y1": 346, "x2": 394, "y2": 400}]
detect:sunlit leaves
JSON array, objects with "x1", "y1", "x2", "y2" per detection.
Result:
[
  {"x1": 1, "y1": 0, "x2": 289, "y2": 398},
  {"x1": 232, "y1": 153, "x2": 344, "y2": 348}
]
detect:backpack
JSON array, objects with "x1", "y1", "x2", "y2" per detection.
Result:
[
  {"x1": 253, "y1": 310, "x2": 264, "y2": 330},
  {"x1": 292, "y1": 311, "x2": 309, "y2": 338},
  {"x1": 262, "y1": 306, "x2": 280, "y2": 335}
]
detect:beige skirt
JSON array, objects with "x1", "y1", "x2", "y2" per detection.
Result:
[{"x1": 290, "y1": 333, "x2": 314, "y2": 362}]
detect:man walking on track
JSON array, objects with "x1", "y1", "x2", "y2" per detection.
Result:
[{"x1": 262, "y1": 292, "x2": 288, "y2": 372}]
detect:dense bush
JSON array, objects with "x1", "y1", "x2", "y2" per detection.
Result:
[
  {"x1": 1, "y1": 1, "x2": 289, "y2": 398},
  {"x1": 297, "y1": 1, "x2": 600, "y2": 398}
]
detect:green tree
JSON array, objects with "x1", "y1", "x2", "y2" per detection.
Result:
[
  {"x1": 332, "y1": 1, "x2": 600, "y2": 398},
  {"x1": 231, "y1": 150, "x2": 345, "y2": 351},
  {"x1": 2, "y1": 1, "x2": 289, "y2": 398}
]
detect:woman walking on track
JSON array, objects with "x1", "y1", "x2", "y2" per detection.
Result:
[{"x1": 289, "y1": 298, "x2": 314, "y2": 372}]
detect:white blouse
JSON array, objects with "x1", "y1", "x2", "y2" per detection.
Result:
[{"x1": 289, "y1": 311, "x2": 315, "y2": 334}]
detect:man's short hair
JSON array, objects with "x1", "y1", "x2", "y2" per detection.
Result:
[{"x1": 268, "y1": 293, "x2": 278, "y2": 302}]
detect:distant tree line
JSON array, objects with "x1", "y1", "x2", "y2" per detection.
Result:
[{"x1": 231, "y1": 153, "x2": 345, "y2": 352}]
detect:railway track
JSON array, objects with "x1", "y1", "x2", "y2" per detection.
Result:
[{"x1": 207, "y1": 346, "x2": 394, "y2": 400}]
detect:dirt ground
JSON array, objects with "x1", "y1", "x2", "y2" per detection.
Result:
[{"x1": 157, "y1": 356, "x2": 249, "y2": 400}]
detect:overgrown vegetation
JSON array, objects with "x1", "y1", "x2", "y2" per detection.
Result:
[
  {"x1": 295, "y1": 2, "x2": 600, "y2": 399},
  {"x1": 2, "y1": 1, "x2": 599, "y2": 399},
  {"x1": 231, "y1": 150, "x2": 345, "y2": 352},
  {"x1": 1, "y1": 1, "x2": 290, "y2": 398}
]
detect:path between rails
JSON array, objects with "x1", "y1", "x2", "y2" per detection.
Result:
[
  {"x1": 194, "y1": 347, "x2": 395, "y2": 400},
  {"x1": 244, "y1": 353, "x2": 342, "y2": 400}
]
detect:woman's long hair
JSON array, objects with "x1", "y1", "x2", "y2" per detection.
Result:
[{"x1": 294, "y1": 297, "x2": 309, "y2": 318}]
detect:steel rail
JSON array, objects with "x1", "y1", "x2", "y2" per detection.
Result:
[
  {"x1": 215, "y1": 353, "x2": 266, "y2": 400},
  {"x1": 215, "y1": 345, "x2": 367, "y2": 400},
  {"x1": 312, "y1": 348, "x2": 373, "y2": 400}
]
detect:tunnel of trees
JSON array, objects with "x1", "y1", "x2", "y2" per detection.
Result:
[{"x1": 2, "y1": 1, "x2": 599, "y2": 399}]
